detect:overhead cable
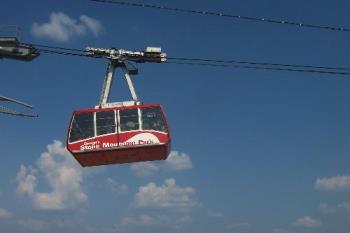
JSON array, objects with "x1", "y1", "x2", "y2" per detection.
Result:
[
  {"x1": 89, "y1": 0, "x2": 350, "y2": 33},
  {"x1": 168, "y1": 57, "x2": 350, "y2": 71},
  {"x1": 30, "y1": 43, "x2": 84, "y2": 53},
  {"x1": 30, "y1": 43, "x2": 350, "y2": 76},
  {"x1": 166, "y1": 61, "x2": 350, "y2": 75},
  {"x1": 39, "y1": 49, "x2": 89, "y2": 57}
]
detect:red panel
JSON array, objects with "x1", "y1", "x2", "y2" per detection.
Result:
[{"x1": 72, "y1": 144, "x2": 170, "y2": 167}]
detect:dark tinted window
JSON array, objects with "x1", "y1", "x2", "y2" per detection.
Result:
[
  {"x1": 142, "y1": 107, "x2": 167, "y2": 132},
  {"x1": 96, "y1": 111, "x2": 116, "y2": 136},
  {"x1": 69, "y1": 112, "x2": 94, "y2": 142},
  {"x1": 120, "y1": 109, "x2": 139, "y2": 132}
]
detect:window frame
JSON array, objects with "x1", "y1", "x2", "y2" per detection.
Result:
[
  {"x1": 140, "y1": 107, "x2": 168, "y2": 133},
  {"x1": 117, "y1": 108, "x2": 141, "y2": 133},
  {"x1": 69, "y1": 111, "x2": 95, "y2": 143},
  {"x1": 95, "y1": 110, "x2": 117, "y2": 137}
]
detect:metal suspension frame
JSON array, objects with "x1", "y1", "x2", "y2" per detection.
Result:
[
  {"x1": 98, "y1": 60, "x2": 139, "y2": 108},
  {"x1": 84, "y1": 46, "x2": 167, "y2": 109}
]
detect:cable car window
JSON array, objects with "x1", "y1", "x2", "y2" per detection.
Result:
[
  {"x1": 69, "y1": 112, "x2": 94, "y2": 142},
  {"x1": 120, "y1": 109, "x2": 139, "y2": 131},
  {"x1": 142, "y1": 107, "x2": 167, "y2": 132},
  {"x1": 96, "y1": 111, "x2": 116, "y2": 136}
]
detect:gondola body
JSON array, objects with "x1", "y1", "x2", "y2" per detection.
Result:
[{"x1": 67, "y1": 104, "x2": 171, "y2": 167}]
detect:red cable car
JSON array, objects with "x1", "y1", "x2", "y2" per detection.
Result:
[
  {"x1": 67, "y1": 47, "x2": 171, "y2": 167},
  {"x1": 67, "y1": 104, "x2": 171, "y2": 167}
]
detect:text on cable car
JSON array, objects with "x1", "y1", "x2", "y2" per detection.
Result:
[{"x1": 80, "y1": 139, "x2": 156, "y2": 151}]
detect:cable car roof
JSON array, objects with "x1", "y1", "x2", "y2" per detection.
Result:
[{"x1": 73, "y1": 103, "x2": 163, "y2": 114}]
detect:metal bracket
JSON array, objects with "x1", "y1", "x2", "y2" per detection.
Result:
[
  {"x1": 86, "y1": 46, "x2": 166, "y2": 109},
  {"x1": 99, "y1": 60, "x2": 117, "y2": 105},
  {"x1": 122, "y1": 65, "x2": 138, "y2": 102},
  {"x1": 97, "y1": 61, "x2": 140, "y2": 108}
]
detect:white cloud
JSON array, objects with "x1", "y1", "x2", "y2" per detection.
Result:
[
  {"x1": 31, "y1": 12, "x2": 102, "y2": 42},
  {"x1": 320, "y1": 202, "x2": 350, "y2": 214},
  {"x1": 106, "y1": 178, "x2": 128, "y2": 194},
  {"x1": 130, "y1": 162, "x2": 160, "y2": 177},
  {"x1": 134, "y1": 178, "x2": 197, "y2": 211},
  {"x1": 175, "y1": 215, "x2": 192, "y2": 226},
  {"x1": 293, "y1": 216, "x2": 322, "y2": 228},
  {"x1": 17, "y1": 219, "x2": 50, "y2": 231},
  {"x1": 130, "y1": 150, "x2": 192, "y2": 177},
  {"x1": 207, "y1": 210, "x2": 224, "y2": 218},
  {"x1": 315, "y1": 175, "x2": 350, "y2": 191},
  {"x1": 79, "y1": 15, "x2": 102, "y2": 36},
  {"x1": 119, "y1": 214, "x2": 191, "y2": 229},
  {"x1": 16, "y1": 140, "x2": 88, "y2": 210},
  {"x1": 17, "y1": 218, "x2": 68, "y2": 231},
  {"x1": 165, "y1": 151, "x2": 193, "y2": 171},
  {"x1": 334, "y1": 202, "x2": 350, "y2": 212},
  {"x1": 121, "y1": 215, "x2": 169, "y2": 227},
  {"x1": 16, "y1": 165, "x2": 37, "y2": 196},
  {"x1": 0, "y1": 208, "x2": 12, "y2": 218},
  {"x1": 226, "y1": 222, "x2": 250, "y2": 230},
  {"x1": 272, "y1": 229, "x2": 290, "y2": 233},
  {"x1": 320, "y1": 203, "x2": 335, "y2": 214}
]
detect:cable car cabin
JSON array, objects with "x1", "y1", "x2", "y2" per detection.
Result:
[{"x1": 67, "y1": 104, "x2": 171, "y2": 167}]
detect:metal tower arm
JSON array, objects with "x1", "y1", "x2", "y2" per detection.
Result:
[
  {"x1": 0, "y1": 106, "x2": 38, "y2": 117},
  {"x1": 0, "y1": 95, "x2": 33, "y2": 108},
  {"x1": 0, "y1": 95, "x2": 38, "y2": 117}
]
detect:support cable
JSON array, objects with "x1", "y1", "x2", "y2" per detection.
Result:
[
  {"x1": 166, "y1": 61, "x2": 350, "y2": 75},
  {"x1": 89, "y1": 0, "x2": 350, "y2": 33},
  {"x1": 28, "y1": 43, "x2": 350, "y2": 76}
]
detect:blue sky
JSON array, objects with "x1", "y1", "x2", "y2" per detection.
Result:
[{"x1": 1, "y1": 0, "x2": 350, "y2": 232}]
